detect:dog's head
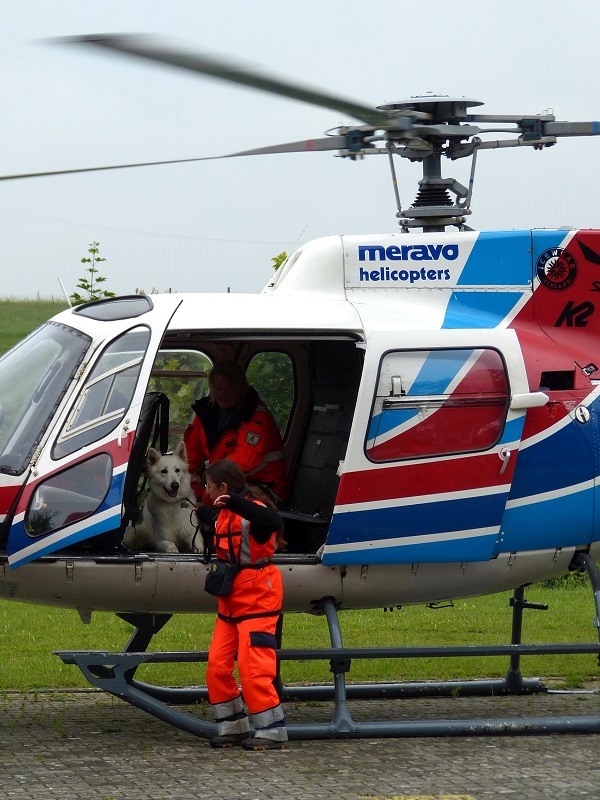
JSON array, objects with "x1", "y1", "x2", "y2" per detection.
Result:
[{"x1": 146, "y1": 442, "x2": 191, "y2": 501}]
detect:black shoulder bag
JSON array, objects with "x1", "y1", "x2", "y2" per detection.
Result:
[{"x1": 204, "y1": 521, "x2": 239, "y2": 597}]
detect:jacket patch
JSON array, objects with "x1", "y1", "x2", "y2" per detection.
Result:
[{"x1": 246, "y1": 431, "x2": 261, "y2": 446}]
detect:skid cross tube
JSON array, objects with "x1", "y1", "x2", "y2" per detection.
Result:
[{"x1": 55, "y1": 578, "x2": 600, "y2": 739}]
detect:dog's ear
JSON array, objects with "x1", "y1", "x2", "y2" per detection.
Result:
[
  {"x1": 174, "y1": 441, "x2": 188, "y2": 463},
  {"x1": 146, "y1": 448, "x2": 161, "y2": 466}
]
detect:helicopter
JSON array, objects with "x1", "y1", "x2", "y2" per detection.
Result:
[{"x1": 2, "y1": 34, "x2": 600, "y2": 739}]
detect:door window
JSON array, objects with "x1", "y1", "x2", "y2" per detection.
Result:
[
  {"x1": 367, "y1": 348, "x2": 508, "y2": 462},
  {"x1": 24, "y1": 453, "x2": 112, "y2": 536}
]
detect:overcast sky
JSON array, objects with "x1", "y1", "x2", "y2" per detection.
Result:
[{"x1": 2, "y1": 0, "x2": 600, "y2": 300}]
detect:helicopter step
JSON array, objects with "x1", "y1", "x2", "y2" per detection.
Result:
[{"x1": 55, "y1": 584, "x2": 600, "y2": 740}]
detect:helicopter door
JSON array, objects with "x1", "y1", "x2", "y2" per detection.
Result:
[
  {"x1": 7, "y1": 296, "x2": 182, "y2": 568},
  {"x1": 323, "y1": 335, "x2": 515, "y2": 565}
]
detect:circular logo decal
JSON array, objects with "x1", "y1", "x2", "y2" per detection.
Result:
[{"x1": 536, "y1": 247, "x2": 577, "y2": 291}]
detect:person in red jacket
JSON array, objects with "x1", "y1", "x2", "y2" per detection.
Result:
[
  {"x1": 183, "y1": 360, "x2": 288, "y2": 505},
  {"x1": 197, "y1": 459, "x2": 288, "y2": 750}
]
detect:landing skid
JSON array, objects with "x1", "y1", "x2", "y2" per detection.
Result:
[{"x1": 55, "y1": 554, "x2": 600, "y2": 739}]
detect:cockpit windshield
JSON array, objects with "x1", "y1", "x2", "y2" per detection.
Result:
[{"x1": 0, "y1": 321, "x2": 90, "y2": 475}]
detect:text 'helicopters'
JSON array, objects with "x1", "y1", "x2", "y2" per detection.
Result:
[{"x1": 1, "y1": 34, "x2": 600, "y2": 626}]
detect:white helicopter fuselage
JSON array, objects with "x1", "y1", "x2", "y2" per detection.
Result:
[{"x1": 1, "y1": 229, "x2": 600, "y2": 617}]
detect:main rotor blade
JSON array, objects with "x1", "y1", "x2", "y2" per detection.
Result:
[
  {"x1": 62, "y1": 34, "x2": 395, "y2": 129},
  {"x1": 0, "y1": 136, "x2": 346, "y2": 182},
  {"x1": 469, "y1": 115, "x2": 600, "y2": 136},
  {"x1": 543, "y1": 121, "x2": 600, "y2": 136}
]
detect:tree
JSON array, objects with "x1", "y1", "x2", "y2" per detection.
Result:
[
  {"x1": 271, "y1": 251, "x2": 288, "y2": 271},
  {"x1": 70, "y1": 241, "x2": 115, "y2": 306}
]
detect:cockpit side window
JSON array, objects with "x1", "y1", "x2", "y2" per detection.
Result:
[
  {"x1": 53, "y1": 327, "x2": 151, "y2": 459},
  {"x1": 366, "y1": 347, "x2": 509, "y2": 462},
  {"x1": 0, "y1": 322, "x2": 90, "y2": 475}
]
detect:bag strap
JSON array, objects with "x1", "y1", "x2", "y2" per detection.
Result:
[
  {"x1": 225, "y1": 514, "x2": 238, "y2": 566},
  {"x1": 196, "y1": 520, "x2": 213, "y2": 564}
]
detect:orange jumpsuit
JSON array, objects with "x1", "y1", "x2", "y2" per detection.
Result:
[
  {"x1": 202, "y1": 492, "x2": 287, "y2": 744},
  {"x1": 184, "y1": 387, "x2": 288, "y2": 505}
]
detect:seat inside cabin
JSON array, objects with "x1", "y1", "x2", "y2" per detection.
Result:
[{"x1": 279, "y1": 340, "x2": 362, "y2": 553}]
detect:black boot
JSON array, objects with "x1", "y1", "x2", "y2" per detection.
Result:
[{"x1": 210, "y1": 731, "x2": 251, "y2": 748}]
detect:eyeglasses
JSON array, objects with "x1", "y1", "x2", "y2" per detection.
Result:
[{"x1": 204, "y1": 482, "x2": 217, "y2": 491}]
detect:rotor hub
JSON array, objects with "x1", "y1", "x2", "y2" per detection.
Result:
[{"x1": 377, "y1": 94, "x2": 484, "y2": 123}]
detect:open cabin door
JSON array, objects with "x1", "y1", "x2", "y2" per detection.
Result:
[
  {"x1": 322, "y1": 330, "x2": 530, "y2": 566},
  {"x1": 7, "y1": 296, "x2": 182, "y2": 568}
]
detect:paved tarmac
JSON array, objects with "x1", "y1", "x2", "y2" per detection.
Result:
[{"x1": 1, "y1": 688, "x2": 600, "y2": 799}]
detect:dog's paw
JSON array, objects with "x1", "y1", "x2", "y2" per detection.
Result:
[{"x1": 157, "y1": 541, "x2": 180, "y2": 554}]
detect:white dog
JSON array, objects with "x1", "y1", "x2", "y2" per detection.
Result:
[{"x1": 123, "y1": 442, "x2": 198, "y2": 553}]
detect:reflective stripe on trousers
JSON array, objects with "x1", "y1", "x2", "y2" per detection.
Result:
[
  {"x1": 210, "y1": 697, "x2": 287, "y2": 741},
  {"x1": 211, "y1": 694, "x2": 249, "y2": 737}
]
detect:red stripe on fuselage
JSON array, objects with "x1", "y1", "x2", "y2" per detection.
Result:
[
  {"x1": 0, "y1": 485, "x2": 21, "y2": 516},
  {"x1": 336, "y1": 450, "x2": 513, "y2": 507}
]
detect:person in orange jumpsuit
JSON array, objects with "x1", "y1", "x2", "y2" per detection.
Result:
[
  {"x1": 196, "y1": 458, "x2": 288, "y2": 750},
  {"x1": 183, "y1": 360, "x2": 288, "y2": 505}
]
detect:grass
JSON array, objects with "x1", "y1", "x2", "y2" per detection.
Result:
[
  {"x1": 1, "y1": 583, "x2": 599, "y2": 691},
  {"x1": 0, "y1": 299, "x2": 68, "y2": 355}
]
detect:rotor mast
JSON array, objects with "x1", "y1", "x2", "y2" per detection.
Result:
[
  {"x1": 373, "y1": 95, "x2": 484, "y2": 233},
  {"x1": 399, "y1": 151, "x2": 461, "y2": 233}
]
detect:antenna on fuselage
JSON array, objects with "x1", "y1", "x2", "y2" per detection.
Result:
[{"x1": 57, "y1": 277, "x2": 72, "y2": 308}]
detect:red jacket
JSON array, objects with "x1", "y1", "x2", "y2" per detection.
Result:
[{"x1": 184, "y1": 388, "x2": 288, "y2": 503}]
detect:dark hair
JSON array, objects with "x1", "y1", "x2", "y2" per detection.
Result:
[
  {"x1": 205, "y1": 459, "x2": 246, "y2": 492},
  {"x1": 206, "y1": 459, "x2": 284, "y2": 545}
]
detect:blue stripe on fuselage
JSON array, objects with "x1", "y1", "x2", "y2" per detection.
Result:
[
  {"x1": 509, "y1": 417, "x2": 594, "y2": 500},
  {"x1": 442, "y1": 291, "x2": 526, "y2": 329},
  {"x1": 457, "y1": 231, "x2": 532, "y2": 287},
  {"x1": 499, "y1": 485, "x2": 594, "y2": 551},
  {"x1": 327, "y1": 491, "x2": 506, "y2": 546},
  {"x1": 8, "y1": 510, "x2": 122, "y2": 568},
  {"x1": 322, "y1": 532, "x2": 497, "y2": 565}
]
